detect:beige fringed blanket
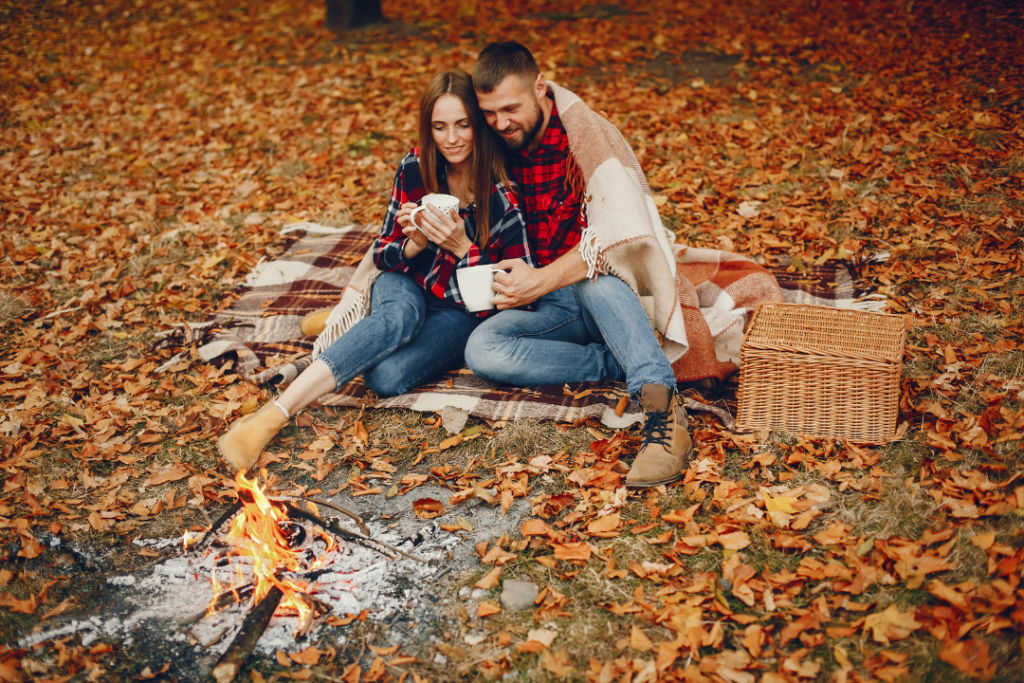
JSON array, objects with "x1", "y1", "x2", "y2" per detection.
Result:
[{"x1": 311, "y1": 83, "x2": 786, "y2": 381}]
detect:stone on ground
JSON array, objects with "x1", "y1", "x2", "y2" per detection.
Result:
[{"x1": 500, "y1": 579, "x2": 538, "y2": 611}]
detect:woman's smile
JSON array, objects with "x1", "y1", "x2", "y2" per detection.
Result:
[{"x1": 431, "y1": 94, "x2": 475, "y2": 169}]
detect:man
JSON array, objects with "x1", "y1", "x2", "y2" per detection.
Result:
[{"x1": 466, "y1": 42, "x2": 691, "y2": 487}]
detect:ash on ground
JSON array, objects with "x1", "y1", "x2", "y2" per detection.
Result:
[{"x1": 17, "y1": 488, "x2": 529, "y2": 680}]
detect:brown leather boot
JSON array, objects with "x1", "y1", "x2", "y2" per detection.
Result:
[
  {"x1": 300, "y1": 308, "x2": 333, "y2": 337},
  {"x1": 625, "y1": 384, "x2": 692, "y2": 488},
  {"x1": 217, "y1": 402, "x2": 290, "y2": 472}
]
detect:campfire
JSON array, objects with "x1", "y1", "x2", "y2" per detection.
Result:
[
  {"x1": 20, "y1": 472, "x2": 458, "y2": 682},
  {"x1": 195, "y1": 473, "x2": 337, "y2": 631},
  {"x1": 179, "y1": 472, "x2": 427, "y2": 682}
]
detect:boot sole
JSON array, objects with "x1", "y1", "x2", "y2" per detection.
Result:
[{"x1": 625, "y1": 471, "x2": 684, "y2": 488}]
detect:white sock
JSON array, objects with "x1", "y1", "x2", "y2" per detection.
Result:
[{"x1": 273, "y1": 401, "x2": 290, "y2": 419}]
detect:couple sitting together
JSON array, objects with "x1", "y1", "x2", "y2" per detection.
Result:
[{"x1": 219, "y1": 41, "x2": 691, "y2": 488}]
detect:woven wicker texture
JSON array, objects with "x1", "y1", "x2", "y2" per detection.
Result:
[{"x1": 736, "y1": 303, "x2": 906, "y2": 443}]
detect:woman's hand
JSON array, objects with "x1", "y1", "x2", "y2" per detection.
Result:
[
  {"x1": 397, "y1": 202, "x2": 428, "y2": 260},
  {"x1": 395, "y1": 202, "x2": 418, "y2": 231},
  {"x1": 415, "y1": 205, "x2": 474, "y2": 259}
]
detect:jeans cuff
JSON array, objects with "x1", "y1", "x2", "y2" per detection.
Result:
[{"x1": 318, "y1": 354, "x2": 347, "y2": 389}]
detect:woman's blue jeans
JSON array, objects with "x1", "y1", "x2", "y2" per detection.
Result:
[
  {"x1": 317, "y1": 272, "x2": 480, "y2": 397},
  {"x1": 463, "y1": 274, "x2": 677, "y2": 397}
]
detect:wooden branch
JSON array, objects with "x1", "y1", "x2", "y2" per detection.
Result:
[
  {"x1": 188, "y1": 501, "x2": 243, "y2": 556},
  {"x1": 283, "y1": 503, "x2": 427, "y2": 564},
  {"x1": 209, "y1": 586, "x2": 283, "y2": 683},
  {"x1": 267, "y1": 495, "x2": 370, "y2": 536}
]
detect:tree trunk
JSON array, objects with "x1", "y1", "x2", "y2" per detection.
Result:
[{"x1": 325, "y1": 0, "x2": 384, "y2": 32}]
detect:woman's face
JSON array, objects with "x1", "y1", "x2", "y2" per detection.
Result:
[{"x1": 431, "y1": 93, "x2": 474, "y2": 167}]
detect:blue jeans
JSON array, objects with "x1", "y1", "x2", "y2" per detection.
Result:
[
  {"x1": 464, "y1": 274, "x2": 677, "y2": 397},
  {"x1": 318, "y1": 272, "x2": 479, "y2": 397}
]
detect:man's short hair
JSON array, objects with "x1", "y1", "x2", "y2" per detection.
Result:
[{"x1": 472, "y1": 42, "x2": 540, "y2": 93}]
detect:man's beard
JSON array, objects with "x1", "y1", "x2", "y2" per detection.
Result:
[{"x1": 498, "y1": 102, "x2": 544, "y2": 152}]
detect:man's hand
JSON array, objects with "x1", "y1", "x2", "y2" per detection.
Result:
[{"x1": 491, "y1": 259, "x2": 549, "y2": 309}]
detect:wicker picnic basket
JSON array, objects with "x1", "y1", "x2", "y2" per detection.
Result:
[{"x1": 735, "y1": 303, "x2": 906, "y2": 443}]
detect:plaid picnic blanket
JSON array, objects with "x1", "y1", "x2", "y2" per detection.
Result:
[{"x1": 178, "y1": 224, "x2": 881, "y2": 428}]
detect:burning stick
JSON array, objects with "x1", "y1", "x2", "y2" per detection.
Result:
[
  {"x1": 185, "y1": 501, "x2": 244, "y2": 554},
  {"x1": 209, "y1": 585, "x2": 283, "y2": 683},
  {"x1": 282, "y1": 503, "x2": 427, "y2": 564},
  {"x1": 179, "y1": 566, "x2": 337, "y2": 627},
  {"x1": 268, "y1": 495, "x2": 370, "y2": 536}
]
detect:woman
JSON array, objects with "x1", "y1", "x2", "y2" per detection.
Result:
[{"x1": 218, "y1": 70, "x2": 533, "y2": 472}]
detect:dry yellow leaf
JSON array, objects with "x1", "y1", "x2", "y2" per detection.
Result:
[{"x1": 761, "y1": 487, "x2": 799, "y2": 513}]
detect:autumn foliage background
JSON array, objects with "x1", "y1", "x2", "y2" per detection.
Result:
[{"x1": 1, "y1": 0, "x2": 1023, "y2": 681}]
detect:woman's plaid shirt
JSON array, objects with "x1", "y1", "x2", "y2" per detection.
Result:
[{"x1": 373, "y1": 150, "x2": 534, "y2": 316}]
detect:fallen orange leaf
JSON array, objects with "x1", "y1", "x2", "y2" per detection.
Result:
[
  {"x1": 970, "y1": 530, "x2": 995, "y2": 550},
  {"x1": 477, "y1": 602, "x2": 501, "y2": 618},
  {"x1": 629, "y1": 625, "x2": 653, "y2": 652},
  {"x1": 541, "y1": 649, "x2": 575, "y2": 678},
  {"x1": 475, "y1": 566, "x2": 501, "y2": 590},
  {"x1": 412, "y1": 497, "x2": 445, "y2": 519},
  {"x1": 587, "y1": 511, "x2": 620, "y2": 534},
  {"x1": 863, "y1": 605, "x2": 922, "y2": 645},
  {"x1": 719, "y1": 531, "x2": 751, "y2": 550}
]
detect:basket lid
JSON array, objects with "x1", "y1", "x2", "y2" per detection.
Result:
[{"x1": 744, "y1": 303, "x2": 906, "y2": 363}]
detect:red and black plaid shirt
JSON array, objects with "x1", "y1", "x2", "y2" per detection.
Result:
[
  {"x1": 373, "y1": 150, "x2": 533, "y2": 316},
  {"x1": 507, "y1": 96, "x2": 587, "y2": 267}
]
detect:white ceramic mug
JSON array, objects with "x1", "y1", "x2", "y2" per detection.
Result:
[
  {"x1": 456, "y1": 264, "x2": 505, "y2": 312},
  {"x1": 410, "y1": 193, "x2": 460, "y2": 230}
]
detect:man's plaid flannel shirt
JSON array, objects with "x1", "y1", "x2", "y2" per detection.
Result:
[
  {"x1": 507, "y1": 96, "x2": 587, "y2": 267},
  {"x1": 373, "y1": 150, "x2": 534, "y2": 316}
]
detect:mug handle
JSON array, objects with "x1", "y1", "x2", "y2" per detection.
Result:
[{"x1": 408, "y1": 205, "x2": 427, "y2": 231}]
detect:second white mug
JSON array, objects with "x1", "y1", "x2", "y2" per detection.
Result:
[{"x1": 456, "y1": 264, "x2": 504, "y2": 312}]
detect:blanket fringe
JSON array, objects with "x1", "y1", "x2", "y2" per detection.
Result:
[
  {"x1": 242, "y1": 225, "x2": 355, "y2": 287},
  {"x1": 311, "y1": 294, "x2": 367, "y2": 359},
  {"x1": 845, "y1": 294, "x2": 889, "y2": 313},
  {"x1": 564, "y1": 154, "x2": 586, "y2": 204},
  {"x1": 155, "y1": 352, "x2": 188, "y2": 374},
  {"x1": 280, "y1": 222, "x2": 355, "y2": 236},
  {"x1": 579, "y1": 228, "x2": 601, "y2": 280}
]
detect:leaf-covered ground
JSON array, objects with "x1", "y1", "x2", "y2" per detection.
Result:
[{"x1": 2, "y1": 0, "x2": 1023, "y2": 681}]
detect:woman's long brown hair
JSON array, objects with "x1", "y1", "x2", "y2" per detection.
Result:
[{"x1": 418, "y1": 70, "x2": 508, "y2": 246}]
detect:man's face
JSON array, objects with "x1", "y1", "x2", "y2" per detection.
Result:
[{"x1": 476, "y1": 75, "x2": 544, "y2": 152}]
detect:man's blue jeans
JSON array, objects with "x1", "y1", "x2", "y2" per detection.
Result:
[
  {"x1": 464, "y1": 274, "x2": 676, "y2": 397},
  {"x1": 318, "y1": 272, "x2": 479, "y2": 397}
]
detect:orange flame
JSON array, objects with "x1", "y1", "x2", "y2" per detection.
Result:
[{"x1": 203, "y1": 472, "x2": 336, "y2": 628}]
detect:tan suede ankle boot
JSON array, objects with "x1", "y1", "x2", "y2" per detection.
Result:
[
  {"x1": 300, "y1": 308, "x2": 334, "y2": 337},
  {"x1": 625, "y1": 384, "x2": 692, "y2": 488},
  {"x1": 217, "y1": 402, "x2": 290, "y2": 472}
]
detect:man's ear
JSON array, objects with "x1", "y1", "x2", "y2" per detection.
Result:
[{"x1": 534, "y1": 71, "x2": 547, "y2": 97}]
